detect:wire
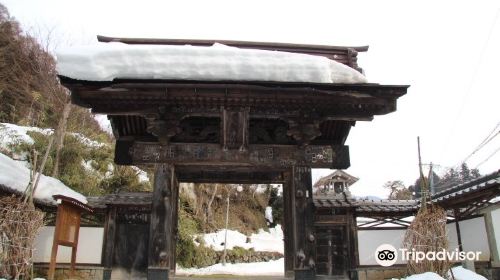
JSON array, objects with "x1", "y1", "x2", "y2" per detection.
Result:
[
  {"x1": 461, "y1": 122, "x2": 500, "y2": 163},
  {"x1": 475, "y1": 146, "x2": 500, "y2": 168},
  {"x1": 441, "y1": 8, "x2": 500, "y2": 160}
]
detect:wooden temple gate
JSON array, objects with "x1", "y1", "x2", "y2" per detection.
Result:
[{"x1": 60, "y1": 36, "x2": 408, "y2": 279}]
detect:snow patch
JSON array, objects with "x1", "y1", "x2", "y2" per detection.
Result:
[
  {"x1": 56, "y1": 42, "x2": 367, "y2": 84},
  {"x1": 131, "y1": 166, "x2": 150, "y2": 183},
  {"x1": 449, "y1": 266, "x2": 488, "y2": 280},
  {"x1": 176, "y1": 258, "x2": 284, "y2": 276},
  {"x1": 0, "y1": 123, "x2": 106, "y2": 152},
  {"x1": 93, "y1": 114, "x2": 113, "y2": 135},
  {"x1": 393, "y1": 266, "x2": 487, "y2": 280},
  {"x1": 265, "y1": 206, "x2": 273, "y2": 223},
  {"x1": 0, "y1": 152, "x2": 87, "y2": 204},
  {"x1": 199, "y1": 225, "x2": 284, "y2": 254}
]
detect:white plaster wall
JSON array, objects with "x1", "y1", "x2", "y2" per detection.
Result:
[
  {"x1": 491, "y1": 208, "x2": 500, "y2": 259},
  {"x1": 33, "y1": 226, "x2": 104, "y2": 264},
  {"x1": 358, "y1": 229, "x2": 406, "y2": 265},
  {"x1": 458, "y1": 217, "x2": 490, "y2": 261},
  {"x1": 358, "y1": 216, "x2": 491, "y2": 265}
]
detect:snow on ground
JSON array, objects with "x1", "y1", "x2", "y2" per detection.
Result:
[
  {"x1": 0, "y1": 152, "x2": 87, "y2": 204},
  {"x1": 393, "y1": 266, "x2": 487, "y2": 280},
  {"x1": 449, "y1": 266, "x2": 488, "y2": 280},
  {"x1": 56, "y1": 42, "x2": 367, "y2": 84},
  {"x1": 395, "y1": 272, "x2": 445, "y2": 280},
  {"x1": 0, "y1": 123, "x2": 51, "y2": 150},
  {"x1": 0, "y1": 123, "x2": 106, "y2": 153},
  {"x1": 176, "y1": 258, "x2": 284, "y2": 276},
  {"x1": 199, "y1": 225, "x2": 284, "y2": 254}
]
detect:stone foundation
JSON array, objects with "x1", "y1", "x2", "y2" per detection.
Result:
[{"x1": 34, "y1": 264, "x2": 104, "y2": 280}]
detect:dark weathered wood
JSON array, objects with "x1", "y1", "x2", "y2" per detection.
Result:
[
  {"x1": 176, "y1": 168, "x2": 285, "y2": 184},
  {"x1": 121, "y1": 141, "x2": 349, "y2": 169},
  {"x1": 102, "y1": 207, "x2": 117, "y2": 269},
  {"x1": 454, "y1": 208, "x2": 464, "y2": 252},
  {"x1": 221, "y1": 107, "x2": 249, "y2": 151},
  {"x1": 292, "y1": 166, "x2": 315, "y2": 278},
  {"x1": 283, "y1": 171, "x2": 295, "y2": 278},
  {"x1": 170, "y1": 176, "x2": 179, "y2": 274},
  {"x1": 148, "y1": 164, "x2": 175, "y2": 279}
]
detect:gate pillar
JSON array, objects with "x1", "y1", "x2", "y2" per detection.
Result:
[
  {"x1": 291, "y1": 166, "x2": 316, "y2": 279},
  {"x1": 148, "y1": 164, "x2": 177, "y2": 280}
]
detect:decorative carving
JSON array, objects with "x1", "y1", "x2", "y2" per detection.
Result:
[
  {"x1": 249, "y1": 119, "x2": 295, "y2": 145},
  {"x1": 285, "y1": 112, "x2": 323, "y2": 146},
  {"x1": 126, "y1": 142, "x2": 345, "y2": 168},
  {"x1": 172, "y1": 117, "x2": 219, "y2": 143},
  {"x1": 145, "y1": 106, "x2": 182, "y2": 144},
  {"x1": 221, "y1": 107, "x2": 249, "y2": 151}
]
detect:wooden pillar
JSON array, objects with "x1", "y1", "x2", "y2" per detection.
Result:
[
  {"x1": 347, "y1": 208, "x2": 359, "y2": 279},
  {"x1": 148, "y1": 164, "x2": 176, "y2": 280},
  {"x1": 283, "y1": 171, "x2": 295, "y2": 278},
  {"x1": 169, "y1": 176, "x2": 180, "y2": 275},
  {"x1": 102, "y1": 207, "x2": 117, "y2": 280},
  {"x1": 454, "y1": 209, "x2": 463, "y2": 252},
  {"x1": 292, "y1": 166, "x2": 316, "y2": 279}
]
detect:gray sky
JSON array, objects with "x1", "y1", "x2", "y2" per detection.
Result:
[{"x1": 3, "y1": 0, "x2": 499, "y2": 198}]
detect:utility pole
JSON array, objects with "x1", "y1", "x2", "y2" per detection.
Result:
[
  {"x1": 222, "y1": 193, "x2": 230, "y2": 266},
  {"x1": 222, "y1": 185, "x2": 242, "y2": 266}
]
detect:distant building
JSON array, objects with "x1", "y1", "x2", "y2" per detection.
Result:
[{"x1": 313, "y1": 170, "x2": 358, "y2": 197}]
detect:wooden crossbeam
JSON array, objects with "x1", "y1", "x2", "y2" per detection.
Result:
[{"x1": 116, "y1": 141, "x2": 350, "y2": 169}]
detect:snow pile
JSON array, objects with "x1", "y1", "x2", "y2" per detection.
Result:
[
  {"x1": 0, "y1": 152, "x2": 87, "y2": 204},
  {"x1": 396, "y1": 272, "x2": 445, "y2": 280},
  {"x1": 394, "y1": 266, "x2": 487, "y2": 280},
  {"x1": 56, "y1": 42, "x2": 367, "y2": 84},
  {"x1": 199, "y1": 225, "x2": 284, "y2": 254},
  {"x1": 449, "y1": 266, "x2": 488, "y2": 280},
  {"x1": 177, "y1": 258, "x2": 284, "y2": 276}
]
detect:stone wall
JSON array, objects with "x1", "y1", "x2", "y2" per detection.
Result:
[{"x1": 34, "y1": 265, "x2": 104, "y2": 280}]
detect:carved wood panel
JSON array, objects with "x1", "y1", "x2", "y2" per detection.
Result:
[
  {"x1": 221, "y1": 107, "x2": 249, "y2": 151},
  {"x1": 126, "y1": 142, "x2": 348, "y2": 169}
]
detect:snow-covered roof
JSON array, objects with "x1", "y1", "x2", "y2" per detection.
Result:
[
  {"x1": 56, "y1": 42, "x2": 367, "y2": 84},
  {"x1": 0, "y1": 152, "x2": 87, "y2": 205}
]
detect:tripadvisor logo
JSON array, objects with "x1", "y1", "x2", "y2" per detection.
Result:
[
  {"x1": 375, "y1": 243, "x2": 482, "y2": 266},
  {"x1": 375, "y1": 244, "x2": 398, "y2": 267}
]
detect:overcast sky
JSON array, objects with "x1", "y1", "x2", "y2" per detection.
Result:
[{"x1": 3, "y1": 0, "x2": 499, "y2": 198}]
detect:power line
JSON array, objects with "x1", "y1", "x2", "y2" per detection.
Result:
[
  {"x1": 441, "y1": 8, "x2": 500, "y2": 160},
  {"x1": 462, "y1": 121, "x2": 500, "y2": 163},
  {"x1": 475, "y1": 146, "x2": 500, "y2": 168}
]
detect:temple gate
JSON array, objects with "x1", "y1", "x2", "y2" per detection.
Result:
[{"x1": 59, "y1": 36, "x2": 408, "y2": 279}]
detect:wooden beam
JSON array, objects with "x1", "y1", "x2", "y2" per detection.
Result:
[
  {"x1": 117, "y1": 141, "x2": 350, "y2": 169},
  {"x1": 176, "y1": 168, "x2": 285, "y2": 184}
]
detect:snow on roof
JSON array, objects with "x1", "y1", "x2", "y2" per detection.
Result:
[
  {"x1": 0, "y1": 152, "x2": 87, "y2": 205},
  {"x1": 56, "y1": 42, "x2": 367, "y2": 84}
]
